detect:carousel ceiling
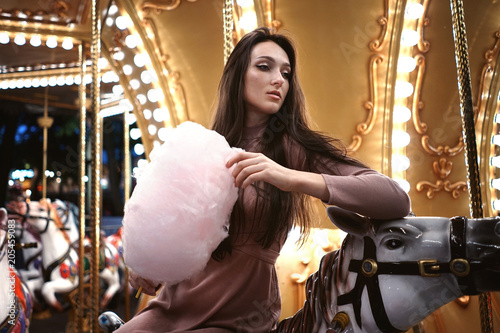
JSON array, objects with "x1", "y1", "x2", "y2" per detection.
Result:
[{"x1": 1, "y1": 0, "x2": 500, "y2": 219}]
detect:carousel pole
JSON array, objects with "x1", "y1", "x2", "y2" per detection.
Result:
[
  {"x1": 77, "y1": 42, "x2": 87, "y2": 333},
  {"x1": 449, "y1": 0, "x2": 494, "y2": 332},
  {"x1": 123, "y1": 111, "x2": 131, "y2": 321},
  {"x1": 90, "y1": 0, "x2": 102, "y2": 330},
  {"x1": 37, "y1": 86, "x2": 54, "y2": 200},
  {"x1": 223, "y1": 0, "x2": 234, "y2": 64}
]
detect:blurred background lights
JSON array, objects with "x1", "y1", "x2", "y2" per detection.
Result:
[
  {"x1": 130, "y1": 128, "x2": 142, "y2": 140},
  {"x1": 133, "y1": 143, "x2": 145, "y2": 155}
]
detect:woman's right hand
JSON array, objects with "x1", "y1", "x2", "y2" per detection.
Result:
[{"x1": 129, "y1": 270, "x2": 161, "y2": 296}]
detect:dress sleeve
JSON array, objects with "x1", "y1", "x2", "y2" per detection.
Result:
[{"x1": 284, "y1": 137, "x2": 411, "y2": 220}]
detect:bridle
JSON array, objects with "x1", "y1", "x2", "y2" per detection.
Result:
[
  {"x1": 337, "y1": 216, "x2": 485, "y2": 333},
  {"x1": 8, "y1": 200, "x2": 55, "y2": 235},
  {"x1": 0, "y1": 222, "x2": 8, "y2": 262}
]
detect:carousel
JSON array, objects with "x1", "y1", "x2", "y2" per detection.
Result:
[{"x1": 0, "y1": 0, "x2": 500, "y2": 332}]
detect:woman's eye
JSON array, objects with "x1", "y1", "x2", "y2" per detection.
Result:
[
  {"x1": 385, "y1": 238, "x2": 403, "y2": 250},
  {"x1": 281, "y1": 72, "x2": 290, "y2": 80},
  {"x1": 257, "y1": 64, "x2": 269, "y2": 71}
]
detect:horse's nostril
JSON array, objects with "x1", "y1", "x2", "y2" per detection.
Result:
[{"x1": 495, "y1": 222, "x2": 500, "y2": 237}]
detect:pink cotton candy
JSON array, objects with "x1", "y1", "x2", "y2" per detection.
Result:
[{"x1": 122, "y1": 121, "x2": 240, "y2": 285}]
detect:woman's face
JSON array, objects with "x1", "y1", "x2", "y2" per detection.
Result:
[{"x1": 243, "y1": 41, "x2": 291, "y2": 127}]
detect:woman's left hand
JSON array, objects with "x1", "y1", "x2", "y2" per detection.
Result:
[{"x1": 226, "y1": 151, "x2": 295, "y2": 191}]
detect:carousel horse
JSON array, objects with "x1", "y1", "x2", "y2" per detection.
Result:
[
  {"x1": 97, "y1": 206, "x2": 500, "y2": 332},
  {"x1": 51, "y1": 198, "x2": 124, "y2": 305},
  {"x1": 275, "y1": 206, "x2": 500, "y2": 333},
  {"x1": 12, "y1": 216, "x2": 43, "y2": 289},
  {"x1": 52, "y1": 199, "x2": 80, "y2": 246},
  {"x1": 82, "y1": 232, "x2": 121, "y2": 308},
  {"x1": 8, "y1": 199, "x2": 122, "y2": 310},
  {"x1": 0, "y1": 208, "x2": 32, "y2": 333},
  {"x1": 51, "y1": 198, "x2": 123, "y2": 306},
  {"x1": 7, "y1": 199, "x2": 79, "y2": 312}
]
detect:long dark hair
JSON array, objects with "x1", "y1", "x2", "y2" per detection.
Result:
[{"x1": 211, "y1": 27, "x2": 364, "y2": 259}]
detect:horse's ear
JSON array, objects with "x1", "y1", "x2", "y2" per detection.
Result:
[
  {"x1": 0, "y1": 208, "x2": 7, "y2": 223},
  {"x1": 327, "y1": 206, "x2": 370, "y2": 236}
]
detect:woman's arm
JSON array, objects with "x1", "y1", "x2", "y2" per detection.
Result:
[{"x1": 226, "y1": 150, "x2": 410, "y2": 220}]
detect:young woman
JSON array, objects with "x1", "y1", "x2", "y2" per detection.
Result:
[{"x1": 117, "y1": 27, "x2": 410, "y2": 333}]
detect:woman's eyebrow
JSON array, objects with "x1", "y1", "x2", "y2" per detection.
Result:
[{"x1": 256, "y1": 55, "x2": 291, "y2": 68}]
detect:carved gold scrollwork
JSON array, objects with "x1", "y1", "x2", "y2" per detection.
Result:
[
  {"x1": 348, "y1": 0, "x2": 390, "y2": 152},
  {"x1": 416, "y1": 179, "x2": 467, "y2": 199},
  {"x1": 347, "y1": 135, "x2": 362, "y2": 153},
  {"x1": 141, "y1": 16, "x2": 188, "y2": 124},
  {"x1": 433, "y1": 157, "x2": 452, "y2": 178},
  {"x1": 412, "y1": 54, "x2": 427, "y2": 134},
  {"x1": 167, "y1": 71, "x2": 189, "y2": 123},
  {"x1": 485, "y1": 30, "x2": 500, "y2": 62},
  {"x1": 356, "y1": 55, "x2": 384, "y2": 135},
  {"x1": 421, "y1": 136, "x2": 464, "y2": 156},
  {"x1": 369, "y1": 0, "x2": 389, "y2": 52},
  {"x1": 474, "y1": 30, "x2": 500, "y2": 123},
  {"x1": 416, "y1": 157, "x2": 467, "y2": 199},
  {"x1": 51, "y1": 0, "x2": 71, "y2": 19},
  {"x1": 142, "y1": 0, "x2": 198, "y2": 14},
  {"x1": 416, "y1": 0, "x2": 431, "y2": 53},
  {"x1": 0, "y1": 0, "x2": 72, "y2": 24}
]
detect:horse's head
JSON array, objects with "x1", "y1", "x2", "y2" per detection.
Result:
[
  {"x1": 0, "y1": 208, "x2": 8, "y2": 261},
  {"x1": 7, "y1": 199, "x2": 62, "y2": 236},
  {"x1": 327, "y1": 206, "x2": 500, "y2": 332}
]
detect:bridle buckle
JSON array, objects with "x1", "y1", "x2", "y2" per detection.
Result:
[{"x1": 418, "y1": 259, "x2": 440, "y2": 277}]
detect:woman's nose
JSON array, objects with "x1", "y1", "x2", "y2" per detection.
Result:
[{"x1": 271, "y1": 70, "x2": 284, "y2": 86}]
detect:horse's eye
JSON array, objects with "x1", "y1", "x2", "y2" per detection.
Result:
[{"x1": 385, "y1": 239, "x2": 403, "y2": 250}]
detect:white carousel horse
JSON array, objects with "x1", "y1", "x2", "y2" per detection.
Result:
[
  {"x1": 52, "y1": 199, "x2": 80, "y2": 246},
  {"x1": 13, "y1": 216, "x2": 43, "y2": 286},
  {"x1": 275, "y1": 206, "x2": 500, "y2": 333},
  {"x1": 0, "y1": 208, "x2": 32, "y2": 332},
  {"x1": 51, "y1": 198, "x2": 123, "y2": 307},
  {"x1": 8, "y1": 199, "x2": 79, "y2": 312},
  {"x1": 9, "y1": 199, "x2": 122, "y2": 310}
]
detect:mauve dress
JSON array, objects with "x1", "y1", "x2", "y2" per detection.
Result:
[{"x1": 116, "y1": 125, "x2": 411, "y2": 333}]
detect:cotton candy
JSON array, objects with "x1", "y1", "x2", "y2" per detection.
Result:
[{"x1": 122, "y1": 121, "x2": 240, "y2": 285}]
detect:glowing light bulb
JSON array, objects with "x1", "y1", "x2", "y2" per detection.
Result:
[
  {"x1": 401, "y1": 30, "x2": 419, "y2": 47},
  {"x1": 62, "y1": 38, "x2": 73, "y2": 50},
  {"x1": 393, "y1": 106, "x2": 411, "y2": 123},
  {"x1": 30, "y1": 35, "x2": 42, "y2": 47},
  {"x1": 397, "y1": 56, "x2": 417, "y2": 73},
  {"x1": 395, "y1": 81, "x2": 414, "y2": 98},
  {"x1": 405, "y1": 3, "x2": 425, "y2": 19},
  {"x1": 46, "y1": 36, "x2": 58, "y2": 48},
  {"x1": 14, "y1": 34, "x2": 26, "y2": 46}
]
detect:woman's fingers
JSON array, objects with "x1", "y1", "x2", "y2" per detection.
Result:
[
  {"x1": 129, "y1": 270, "x2": 160, "y2": 296},
  {"x1": 227, "y1": 151, "x2": 294, "y2": 191}
]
